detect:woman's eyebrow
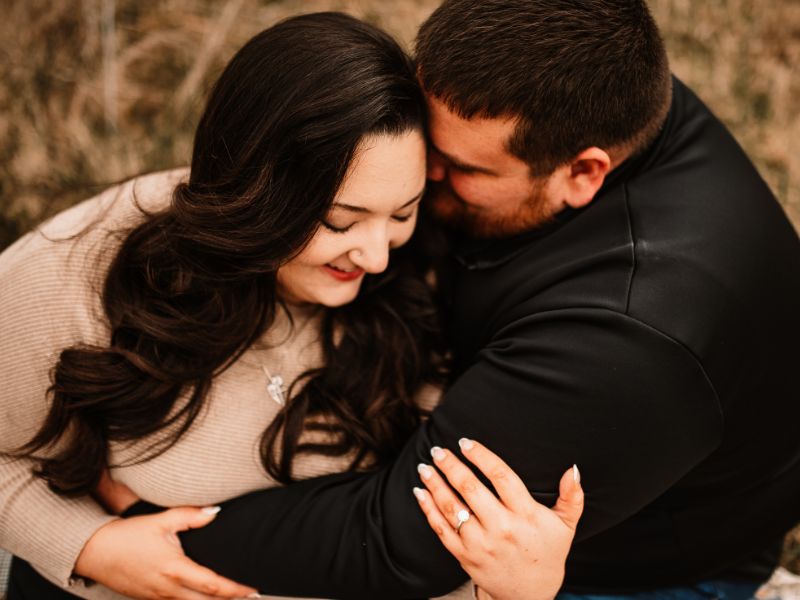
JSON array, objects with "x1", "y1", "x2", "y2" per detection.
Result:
[{"x1": 333, "y1": 187, "x2": 426, "y2": 214}]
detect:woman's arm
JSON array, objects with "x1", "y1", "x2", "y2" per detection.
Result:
[
  {"x1": 73, "y1": 505, "x2": 259, "y2": 600},
  {"x1": 0, "y1": 221, "x2": 257, "y2": 600},
  {"x1": 0, "y1": 454, "x2": 118, "y2": 589},
  {"x1": 0, "y1": 456, "x2": 258, "y2": 600},
  {"x1": 77, "y1": 471, "x2": 259, "y2": 599}
]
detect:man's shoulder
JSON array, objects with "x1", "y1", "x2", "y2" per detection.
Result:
[{"x1": 619, "y1": 86, "x2": 800, "y2": 361}]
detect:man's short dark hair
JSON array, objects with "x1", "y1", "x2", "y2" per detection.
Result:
[{"x1": 416, "y1": 0, "x2": 672, "y2": 175}]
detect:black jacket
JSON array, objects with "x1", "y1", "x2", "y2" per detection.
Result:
[{"x1": 179, "y1": 78, "x2": 800, "y2": 597}]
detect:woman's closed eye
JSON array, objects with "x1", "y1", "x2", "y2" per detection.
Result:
[
  {"x1": 322, "y1": 207, "x2": 417, "y2": 233},
  {"x1": 391, "y1": 207, "x2": 417, "y2": 223},
  {"x1": 321, "y1": 220, "x2": 356, "y2": 234}
]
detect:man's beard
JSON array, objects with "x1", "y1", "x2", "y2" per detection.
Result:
[{"x1": 426, "y1": 179, "x2": 553, "y2": 239}]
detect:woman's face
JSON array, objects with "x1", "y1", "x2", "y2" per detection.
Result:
[{"x1": 277, "y1": 130, "x2": 427, "y2": 307}]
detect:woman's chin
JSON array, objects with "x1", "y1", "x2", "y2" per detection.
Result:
[
  {"x1": 283, "y1": 282, "x2": 363, "y2": 308},
  {"x1": 316, "y1": 286, "x2": 362, "y2": 307}
]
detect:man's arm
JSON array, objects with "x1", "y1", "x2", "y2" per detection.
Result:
[{"x1": 180, "y1": 308, "x2": 723, "y2": 598}]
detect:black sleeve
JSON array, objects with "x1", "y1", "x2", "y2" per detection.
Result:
[{"x1": 180, "y1": 308, "x2": 723, "y2": 598}]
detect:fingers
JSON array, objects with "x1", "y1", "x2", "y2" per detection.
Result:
[
  {"x1": 95, "y1": 469, "x2": 113, "y2": 495},
  {"x1": 552, "y1": 464, "x2": 584, "y2": 531},
  {"x1": 153, "y1": 507, "x2": 260, "y2": 598},
  {"x1": 163, "y1": 585, "x2": 234, "y2": 600},
  {"x1": 412, "y1": 486, "x2": 466, "y2": 559},
  {"x1": 428, "y1": 445, "x2": 506, "y2": 524},
  {"x1": 94, "y1": 473, "x2": 141, "y2": 515},
  {"x1": 456, "y1": 439, "x2": 536, "y2": 513},
  {"x1": 158, "y1": 506, "x2": 222, "y2": 532},
  {"x1": 167, "y1": 555, "x2": 259, "y2": 599},
  {"x1": 417, "y1": 460, "x2": 473, "y2": 530}
]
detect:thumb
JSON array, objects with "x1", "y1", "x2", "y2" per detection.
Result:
[
  {"x1": 552, "y1": 464, "x2": 584, "y2": 531},
  {"x1": 157, "y1": 505, "x2": 221, "y2": 533}
]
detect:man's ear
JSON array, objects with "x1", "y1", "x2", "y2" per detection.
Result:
[{"x1": 558, "y1": 147, "x2": 612, "y2": 210}]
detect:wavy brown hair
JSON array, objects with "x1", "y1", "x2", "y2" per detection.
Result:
[{"x1": 21, "y1": 12, "x2": 446, "y2": 494}]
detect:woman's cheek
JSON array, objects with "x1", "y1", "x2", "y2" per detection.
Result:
[
  {"x1": 392, "y1": 215, "x2": 418, "y2": 249},
  {"x1": 301, "y1": 231, "x2": 347, "y2": 266}
]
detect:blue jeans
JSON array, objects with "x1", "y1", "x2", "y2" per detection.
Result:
[{"x1": 557, "y1": 579, "x2": 762, "y2": 600}]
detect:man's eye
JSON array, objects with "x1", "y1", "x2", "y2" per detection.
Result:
[{"x1": 321, "y1": 220, "x2": 355, "y2": 234}]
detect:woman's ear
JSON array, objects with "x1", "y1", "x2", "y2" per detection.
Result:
[{"x1": 550, "y1": 147, "x2": 612, "y2": 211}]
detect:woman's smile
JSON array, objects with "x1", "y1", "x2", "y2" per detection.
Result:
[
  {"x1": 322, "y1": 263, "x2": 365, "y2": 282},
  {"x1": 276, "y1": 130, "x2": 426, "y2": 307}
]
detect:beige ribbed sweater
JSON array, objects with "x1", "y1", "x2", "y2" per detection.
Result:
[{"x1": 0, "y1": 170, "x2": 471, "y2": 600}]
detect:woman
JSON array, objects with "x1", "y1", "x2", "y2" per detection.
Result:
[{"x1": 0, "y1": 13, "x2": 582, "y2": 600}]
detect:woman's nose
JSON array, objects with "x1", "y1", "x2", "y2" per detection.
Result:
[{"x1": 349, "y1": 227, "x2": 390, "y2": 274}]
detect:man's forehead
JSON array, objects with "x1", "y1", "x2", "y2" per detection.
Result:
[{"x1": 425, "y1": 94, "x2": 522, "y2": 170}]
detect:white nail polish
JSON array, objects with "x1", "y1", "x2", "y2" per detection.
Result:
[
  {"x1": 201, "y1": 505, "x2": 221, "y2": 515},
  {"x1": 417, "y1": 463, "x2": 433, "y2": 480},
  {"x1": 413, "y1": 487, "x2": 425, "y2": 500},
  {"x1": 458, "y1": 438, "x2": 474, "y2": 451},
  {"x1": 247, "y1": 594, "x2": 264, "y2": 599},
  {"x1": 430, "y1": 446, "x2": 446, "y2": 461},
  {"x1": 573, "y1": 464, "x2": 581, "y2": 484}
]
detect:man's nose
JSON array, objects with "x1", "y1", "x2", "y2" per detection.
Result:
[{"x1": 427, "y1": 151, "x2": 447, "y2": 182}]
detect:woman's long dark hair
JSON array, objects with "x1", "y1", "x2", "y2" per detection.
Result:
[{"x1": 23, "y1": 12, "x2": 446, "y2": 494}]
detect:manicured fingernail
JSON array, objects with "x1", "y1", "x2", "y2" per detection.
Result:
[
  {"x1": 247, "y1": 594, "x2": 264, "y2": 598},
  {"x1": 457, "y1": 509, "x2": 470, "y2": 523},
  {"x1": 430, "y1": 446, "x2": 446, "y2": 461},
  {"x1": 573, "y1": 464, "x2": 581, "y2": 484},
  {"x1": 201, "y1": 505, "x2": 221, "y2": 515},
  {"x1": 458, "y1": 438, "x2": 474, "y2": 451},
  {"x1": 413, "y1": 487, "x2": 425, "y2": 501},
  {"x1": 417, "y1": 463, "x2": 433, "y2": 480}
]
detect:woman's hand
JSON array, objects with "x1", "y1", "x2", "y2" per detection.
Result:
[
  {"x1": 413, "y1": 439, "x2": 584, "y2": 600},
  {"x1": 94, "y1": 469, "x2": 141, "y2": 515},
  {"x1": 74, "y1": 506, "x2": 260, "y2": 600}
]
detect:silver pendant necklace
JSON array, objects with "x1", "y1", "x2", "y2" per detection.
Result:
[
  {"x1": 257, "y1": 304, "x2": 319, "y2": 407},
  {"x1": 261, "y1": 364, "x2": 286, "y2": 406}
]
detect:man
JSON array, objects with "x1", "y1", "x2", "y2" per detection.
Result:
[{"x1": 182, "y1": 0, "x2": 799, "y2": 596}]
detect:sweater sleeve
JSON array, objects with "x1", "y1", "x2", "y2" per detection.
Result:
[
  {"x1": 0, "y1": 456, "x2": 118, "y2": 588},
  {"x1": 0, "y1": 170, "x2": 187, "y2": 596},
  {"x1": 178, "y1": 308, "x2": 724, "y2": 598},
  {"x1": 0, "y1": 211, "x2": 117, "y2": 588}
]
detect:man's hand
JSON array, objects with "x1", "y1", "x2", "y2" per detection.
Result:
[{"x1": 75, "y1": 506, "x2": 260, "y2": 600}]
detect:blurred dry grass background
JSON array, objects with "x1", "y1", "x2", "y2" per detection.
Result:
[{"x1": 0, "y1": 0, "x2": 798, "y2": 572}]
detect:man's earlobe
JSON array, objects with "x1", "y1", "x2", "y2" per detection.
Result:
[{"x1": 564, "y1": 147, "x2": 611, "y2": 209}]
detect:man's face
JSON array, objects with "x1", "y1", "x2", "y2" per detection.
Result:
[{"x1": 425, "y1": 95, "x2": 556, "y2": 238}]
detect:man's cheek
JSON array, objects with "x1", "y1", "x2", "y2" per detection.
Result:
[{"x1": 449, "y1": 178, "x2": 493, "y2": 209}]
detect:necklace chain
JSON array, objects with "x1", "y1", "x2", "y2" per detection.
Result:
[{"x1": 258, "y1": 305, "x2": 319, "y2": 407}]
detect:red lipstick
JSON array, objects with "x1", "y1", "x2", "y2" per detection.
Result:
[{"x1": 323, "y1": 264, "x2": 365, "y2": 282}]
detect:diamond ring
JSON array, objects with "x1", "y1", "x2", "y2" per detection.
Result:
[{"x1": 455, "y1": 509, "x2": 471, "y2": 534}]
